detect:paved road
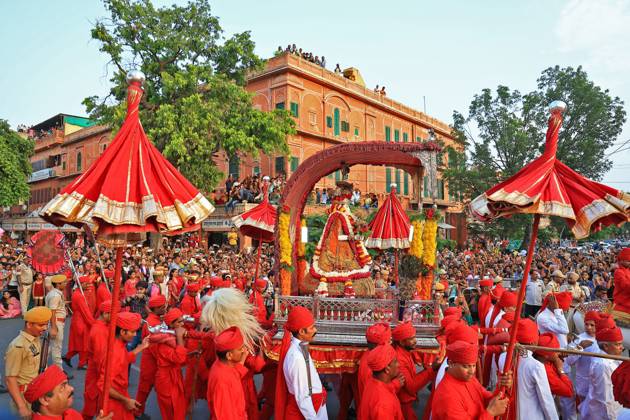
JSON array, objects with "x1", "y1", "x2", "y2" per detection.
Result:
[{"x1": 0, "y1": 316, "x2": 430, "y2": 419}]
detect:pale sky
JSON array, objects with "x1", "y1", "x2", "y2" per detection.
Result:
[{"x1": 1, "y1": 0, "x2": 628, "y2": 188}]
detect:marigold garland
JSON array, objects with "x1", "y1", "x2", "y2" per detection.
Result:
[
  {"x1": 409, "y1": 219, "x2": 425, "y2": 259},
  {"x1": 422, "y1": 212, "x2": 438, "y2": 268},
  {"x1": 278, "y1": 209, "x2": 293, "y2": 295}
]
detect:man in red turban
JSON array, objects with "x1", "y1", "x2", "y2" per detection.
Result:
[
  {"x1": 611, "y1": 361, "x2": 630, "y2": 410},
  {"x1": 532, "y1": 332, "x2": 574, "y2": 398},
  {"x1": 478, "y1": 278, "x2": 494, "y2": 328},
  {"x1": 97, "y1": 312, "x2": 150, "y2": 420},
  {"x1": 250, "y1": 278, "x2": 273, "y2": 329},
  {"x1": 432, "y1": 341, "x2": 510, "y2": 420},
  {"x1": 135, "y1": 294, "x2": 167, "y2": 418},
  {"x1": 151, "y1": 308, "x2": 188, "y2": 420},
  {"x1": 580, "y1": 324, "x2": 625, "y2": 419},
  {"x1": 275, "y1": 306, "x2": 327, "y2": 420},
  {"x1": 358, "y1": 344, "x2": 404, "y2": 420},
  {"x1": 536, "y1": 291, "x2": 570, "y2": 348},
  {"x1": 207, "y1": 326, "x2": 249, "y2": 419},
  {"x1": 180, "y1": 282, "x2": 201, "y2": 316},
  {"x1": 83, "y1": 300, "x2": 111, "y2": 420},
  {"x1": 613, "y1": 247, "x2": 630, "y2": 314},
  {"x1": 63, "y1": 282, "x2": 96, "y2": 370},
  {"x1": 392, "y1": 322, "x2": 437, "y2": 420},
  {"x1": 481, "y1": 291, "x2": 517, "y2": 386}
]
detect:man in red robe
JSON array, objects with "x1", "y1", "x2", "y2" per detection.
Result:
[
  {"x1": 25, "y1": 365, "x2": 112, "y2": 420},
  {"x1": 242, "y1": 351, "x2": 266, "y2": 420},
  {"x1": 63, "y1": 285, "x2": 96, "y2": 370},
  {"x1": 97, "y1": 312, "x2": 150, "y2": 420},
  {"x1": 95, "y1": 276, "x2": 111, "y2": 318},
  {"x1": 83, "y1": 300, "x2": 111, "y2": 420},
  {"x1": 358, "y1": 344, "x2": 404, "y2": 420},
  {"x1": 207, "y1": 326, "x2": 249, "y2": 419},
  {"x1": 180, "y1": 283, "x2": 201, "y2": 316},
  {"x1": 135, "y1": 294, "x2": 167, "y2": 418},
  {"x1": 81, "y1": 269, "x2": 98, "y2": 316},
  {"x1": 151, "y1": 308, "x2": 188, "y2": 420},
  {"x1": 533, "y1": 332, "x2": 574, "y2": 398},
  {"x1": 477, "y1": 278, "x2": 493, "y2": 327},
  {"x1": 250, "y1": 279, "x2": 273, "y2": 329},
  {"x1": 613, "y1": 247, "x2": 630, "y2": 314},
  {"x1": 392, "y1": 322, "x2": 437, "y2": 420},
  {"x1": 432, "y1": 341, "x2": 510, "y2": 420}
]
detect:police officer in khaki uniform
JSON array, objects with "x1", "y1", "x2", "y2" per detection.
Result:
[
  {"x1": 16, "y1": 255, "x2": 34, "y2": 314},
  {"x1": 45, "y1": 275, "x2": 66, "y2": 371},
  {"x1": 4, "y1": 306, "x2": 52, "y2": 419}
]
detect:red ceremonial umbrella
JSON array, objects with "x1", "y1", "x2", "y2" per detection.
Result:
[
  {"x1": 40, "y1": 70, "x2": 214, "y2": 414},
  {"x1": 27, "y1": 230, "x2": 66, "y2": 274},
  {"x1": 232, "y1": 176, "x2": 276, "y2": 279},
  {"x1": 470, "y1": 100, "x2": 630, "y2": 393},
  {"x1": 365, "y1": 183, "x2": 412, "y2": 284}
]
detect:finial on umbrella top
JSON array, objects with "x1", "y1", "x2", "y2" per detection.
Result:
[
  {"x1": 548, "y1": 100, "x2": 567, "y2": 115},
  {"x1": 126, "y1": 69, "x2": 146, "y2": 85}
]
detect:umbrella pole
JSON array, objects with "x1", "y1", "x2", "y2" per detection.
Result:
[
  {"x1": 254, "y1": 233, "x2": 262, "y2": 280},
  {"x1": 499, "y1": 213, "x2": 541, "y2": 393},
  {"x1": 394, "y1": 249, "x2": 399, "y2": 286},
  {"x1": 101, "y1": 246, "x2": 124, "y2": 414}
]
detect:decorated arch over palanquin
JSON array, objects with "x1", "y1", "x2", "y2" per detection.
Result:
[{"x1": 274, "y1": 141, "x2": 441, "y2": 295}]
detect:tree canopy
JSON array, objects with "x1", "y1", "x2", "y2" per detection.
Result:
[
  {"x1": 0, "y1": 120, "x2": 34, "y2": 207},
  {"x1": 84, "y1": 0, "x2": 295, "y2": 191},
  {"x1": 444, "y1": 66, "x2": 626, "y2": 239}
]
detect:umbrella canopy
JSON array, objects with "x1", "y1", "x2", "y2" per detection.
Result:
[
  {"x1": 232, "y1": 177, "x2": 276, "y2": 243},
  {"x1": 40, "y1": 71, "x2": 214, "y2": 246},
  {"x1": 365, "y1": 184, "x2": 411, "y2": 249},
  {"x1": 470, "y1": 101, "x2": 629, "y2": 239},
  {"x1": 27, "y1": 230, "x2": 66, "y2": 274}
]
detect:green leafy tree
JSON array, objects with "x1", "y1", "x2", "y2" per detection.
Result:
[
  {"x1": 444, "y1": 66, "x2": 626, "y2": 240},
  {"x1": 84, "y1": 0, "x2": 295, "y2": 191},
  {"x1": 0, "y1": 120, "x2": 34, "y2": 206}
]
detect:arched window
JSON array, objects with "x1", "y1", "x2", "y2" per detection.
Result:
[
  {"x1": 77, "y1": 152, "x2": 82, "y2": 172},
  {"x1": 333, "y1": 108, "x2": 340, "y2": 136}
]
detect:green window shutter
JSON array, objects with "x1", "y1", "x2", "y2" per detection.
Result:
[
  {"x1": 354, "y1": 127, "x2": 359, "y2": 137},
  {"x1": 326, "y1": 116, "x2": 333, "y2": 128},
  {"x1": 395, "y1": 169, "x2": 401, "y2": 188},
  {"x1": 403, "y1": 133, "x2": 408, "y2": 142},
  {"x1": 423, "y1": 176, "x2": 429, "y2": 198},
  {"x1": 290, "y1": 156, "x2": 299, "y2": 172},
  {"x1": 290, "y1": 102, "x2": 299, "y2": 117},
  {"x1": 334, "y1": 108, "x2": 340, "y2": 136},
  {"x1": 228, "y1": 155, "x2": 240, "y2": 179},
  {"x1": 275, "y1": 156, "x2": 286, "y2": 174},
  {"x1": 394, "y1": 129, "x2": 400, "y2": 142},
  {"x1": 385, "y1": 126, "x2": 391, "y2": 142},
  {"x1": 335, "y1": 170, "x2": 341, "y2": 181},
  {"x1": 416, "y1": 136, "x2": 422, "y2": 142},
  {"x1": 437, "y1": 179, "x2": 445, "y2": 200},
  {"x1": 404, "y1": 173, "x2": 409, "y2": 195},
  {"x1": 275, "y1": 102, "x2": 285, "y2": 110},
  {"x1": 386, "y1": 168, "x2": 391, "y2": 192},
  {"x1": 76, "y1": 152, "x2": 82, "y2": 172},
  {"x1": 253, "y1": 166, "x2": 260, "y2": 175}
]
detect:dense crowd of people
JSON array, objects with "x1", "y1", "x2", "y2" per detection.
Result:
[
  {"x1": 0, "y1": 235, "x2": 628, "y2": 419},
  {"x1": 277, "y1": 44, "x2": 327, "y2": 68}
]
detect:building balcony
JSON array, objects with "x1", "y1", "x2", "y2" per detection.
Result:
[
  {"x1": 28, "y1": 168, "x2": 57, "y2": 183},
  {"x1": 33, "y1": 128, "x2": 64, "y2": 152}
]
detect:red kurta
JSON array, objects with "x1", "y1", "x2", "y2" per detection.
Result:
[
  {"x1": 154, "y1": 338, "x2": 188, "y2": 420},
  {"x1": 357, "y1": 350, "x2": 402, "y2": 408},
  {"x1": 207, "y1": 359, "x2": 249, "y2": 420},
  {"x1": 136, "y1": 312, "x2": 162, "y2": 413},
  {"x1": 613, "y1": 267, "x2": 630, "y2": 313},
  {"x1": 431, "y1": 372, "x2": 494, "y2": 420},
  {"x1": 97, "y1": 339, "x2": 137, "y2": 420},
  {"x1": 395, "y1": 345, "x2": 436, "y2": 420},
  {"x1": 95, "y1": 281, "x2": 112, "y2": 317},
  {"x1": 81, "y1": 276, "x2": 97, "y2": 315},
  {"x1": 82, "y1": 319, "x2": 109, "y2": 418},
  {"x1": 543, "y1": 362, "x2": 574, "y2": 397},
  {"x1": 250, "y1": 291, "x2": 273, "y2": 329},
  {"x1": 243, "y1": 354, "x2": 266, "y2": 420},
  {"x1": 359, "y1": 377, "x2": 404, "y2": 420},
  {"x1": 179, "y1": 294, "x2": 201, "y2": 316},
  {"x1": 477, "y1": 293, "x2": 492, "y2": 328},
  {"x1": 66, "y1": 289, "x2": 95, "y2": 367},
  {"x1": 33, "y1": 408, "x2": 83, "y2": 419}
]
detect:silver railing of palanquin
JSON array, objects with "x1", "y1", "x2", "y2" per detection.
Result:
[{"x1": 273, "y1": 292, "x2": 440, "y2": 348}]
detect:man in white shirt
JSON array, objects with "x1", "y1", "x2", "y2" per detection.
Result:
[
  {"x1": 498, "y1": 319, "x2": 558, "y2": 420},
  {"x1": 580, "y1": 325, "x2": 624, "y2": 420},
  {"x1": 536, "y1": 291, "x2": 571, "y2": 348},
  {"x1": 276, "y1": 306, "x2": 328, "y2": 420},
  {"x1": 524, "y1": 270, "x2": 544, "y2": 318}
]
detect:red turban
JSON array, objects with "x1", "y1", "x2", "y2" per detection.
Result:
[
  {"x1": 164, "y1": 308, "x2": 183, "y2": 326},
  {"x1": 366, "y1": 322, "x2": 392, "y2": 345},
  {"x1": 443, "y1": 306, "x2": 463, "y2": 319},
  {"x1": 611, "y1": 361, "x2": 630, "y2": 408},
  {"x1": 491, "y1": 284, "x2": 505, "y2": 300},
  {"x1": 535, "y1": 332, "x2": 560, "y2": 357},
  {"x1": 555, "y1": 292, "x2": 572, "y2": 311},
  {"x1": 187, "y1": 283, "x2": 200, "y2": 293},
  {"x1": 116, "y1": 312, "x2": 142, "y2": 331},
  {"x1": 479, "y1": 279, "x2": 493, "y2": 288},
  {"x1": 502, "y1": 311, "x2": 516, "y2": 324},
  {"x1": 210, "y1": 277, "x2": 223, "y2": 288},
  {"x1": 499, "y1": 291, "x2": 517, "y2": 309},
  {"x1": 618, "y1": 247, "x2": 630, "y2": 262},
  {"x1": 441, "y1": 315, "x2": 461, "y2": 329},
  {"x1": 148, "y1": 294, "x2": 166, "y2": 308},
  {"x1": 446, "y1": 340, "x2": 478, "y2": 364},
  {"x1": 285, "y1": 306, "x2": 315, "y2": 332},
  {"x1": 516, "y1": 319, "x2": 539, "y2": 345},
  {"x1": 584, "y1": 310, "x2": 601, "y2": 323},
  {"x1": 446, "y1": 323, "x2": 478, "y2": 345},
  {"x1": 215, "y1": 326, "x2": 244, "y2": 352},
  {"x1": 596, "y1": 314, "x2": 616, "y2": 331},
  {"x1": 99, "y1": 300, "x2": 112, "y2": 314},
  {"x1": 392, "y1": 322, "x2": 416, "y2": 342},
  {"x1": 255, "y1": 279, "x2": 268, "y2": 290},
  {"x1": 367, "y1": 344, "x2": 396, "y2": 371},
  {"x1": 596, "y1": 326, "x2": 623, "y2": 343},
  {"x1": 443, "y1": 318, "x2": 467, "y2": 338},
  {"x1": 23, "y1": 365, "x2": 67, "y2": 403}
]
